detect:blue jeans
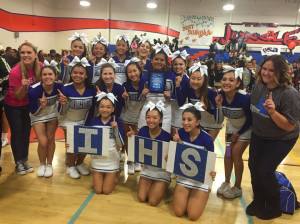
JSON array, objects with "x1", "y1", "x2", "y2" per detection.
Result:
[{"x1": 4, "y1": 104, "x2": 31, "y2": 164}]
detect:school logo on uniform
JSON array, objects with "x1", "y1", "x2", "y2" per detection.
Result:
[
  {"x1": 66, "y1": 125, "x2": 110, "y2": 155},
  {"x1": 166, "y1": 141, "x2": 216, "y2": 186},
  {"x1": 127, "y1": 136, "x2": 169, "y2": 169}
]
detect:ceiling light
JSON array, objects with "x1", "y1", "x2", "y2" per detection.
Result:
[
  {"x1": 80, "y1": 0, "x2": 91, "y2": 7},
  {"x1": 147, "y1": 1, "x2": 157, "y2": 9},
  {"x1": 223, "y1": 3, "x2": 235, "y2": 11}
]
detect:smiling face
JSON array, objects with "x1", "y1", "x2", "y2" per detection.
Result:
[
  {"x1": 126, "y1": 64, "x2": 141, "y2": 82},
  {"x1": 71, "y1": 39, "x2": 85, "y2": 57},
  {"x1": 101, "y1": 67, "x2": 115, "y2": 85},
  {"x1": 189, "y1": 71, "x2": 205, "y2": 90},
  {"x1": 151, "y1": 53, "x2": 167, "y2": 71},
  {"x1": 98, "y1": 98, "x2": 114, "y2": 119},
  {"x1": 260, "y1": 60, "x2": 277, "y2": 87},
  {"x1": 182, "y1": 111, "x2": 200, "y2": 133},
  {"x1": 146, "y1": 109, "x2": 162, "y2": 130},
  {"x1": 41, "y1": 67, "x2": 56, "y2": 86},
  {"x1": 116, "y1": 39, "x2": 128, "y2": 56},
  {"x1": 71, "y1": 65, "x2": 87, "y2": 85},
  {"x1": 92, "y1": 43, "x2": 106, "y2": 58},
  {"x1": 172, "y1": 57, "x2": 186, "y2": 75},
  {"x1": 19, "y1": 45, "x2": 37, "y2": 66},
  {"x1": 221, "y1": 71, "x2": 240, "y2": 93},
  {"x1": 138, "y1": 42, "x2": 151, "y2": 58}
]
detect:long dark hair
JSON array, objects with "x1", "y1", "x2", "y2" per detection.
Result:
[
  {"x1": 69, "y1": 63, "x2": 91, "y2": 88},
  {"x1": 71, "y1": 39, "x2": 87, "y2": 58},
  {"x1": 125, "y1": 62, "x2": 142, "y2": 84},
  {"x1": 91, "y1": 42, "x2": 109, "y2": 61},
  {"x1": 257, "y1": 55, "x2": 292, "y2": 87},
  {"x1": 189, "y1": 70, "x2": 210, "y2": 109}
]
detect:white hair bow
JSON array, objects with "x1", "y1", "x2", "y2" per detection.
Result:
[
  {"x1": 153, "y1": 43, "x2": 172, "y2": 57},
  {"x1": 116, "y1": 35, "x2": 129, "y2": 43},
  {"x1": 234, "y1": 67, "x2": 243, "y2": 80},
  {"x1": 68, "y1": 32, "x2": 88, "y2": 45},
  {"x1": 124, "y1": 57, "x2": 141, "y2": 67},
  {"x1": 96, "y1": 92, "x2": 118, "y2": 104},
  {"x1": 91, "y1": 35, "x2": 108, "y2": 47},
  {"x1": 171, "y1": 50, "x2": 189, "y2": 61},
  {"x1": 44, "y1": 60, "x2": 58, "y2": 68},
  {"x1": 223, "y1": 65, "x2": 243, "y2": 80},
  {"x1": 180, "y1": 102, "x2": 205, "y2": 111},
  {"x1": 69, "y1": 56, "x2": 91, "y2": 67},
  {"x1": 145, "y1": 100, "x2": 166, "y2": 112},
  {"x1": 139, "y1": 37, "x2": 151, "y2": 45},
  {"x1": 96, "y1": 58, "x2": 120, "y2": 68},
  {"x1": 188, "y1": 62, "x2": 208, "y2": 76}
]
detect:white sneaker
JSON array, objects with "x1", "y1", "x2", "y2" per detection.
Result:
[
  {"x1": 223, "y1": 186, "x2": 242, "y2": 199},
  {"x1": 76, "y1": 163, "x2": 90, "y2": 176},
  {"x1": 37, "y1": 165, "x2": 46, "y2": 177},
  {"x1": 23, "y1": 161, "x2": 34, "y2": 173},
  {"x1": 1, "y1": 138, "x2": 9, "y2": 147},
  {"x1": 128, "y1": 162, "x2": 135, "y2": 175},
  {"x1": 44, "y1": 164, "x2": 53, "y2": 178},
  {"x1": 217, "y1": 182, "x2": 231, "y2": 195},
  {"x1": 67, "y1": 166, "x2": 80, "y2": 179},
  {"x1": 16, "y1": 163, "x2": 26, "y2": 175},
  {"x1": 134, "y1": 163, "x2": 142, "y2": 172}
]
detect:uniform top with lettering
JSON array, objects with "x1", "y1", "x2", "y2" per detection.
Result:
[
  {"x1": 219, "y1": 89, "x2": 251, "y2": 135},
  {"x1": 112, "y1": 55, "x2": 131, "y2": 85},
  {"x1": 28, "y1": 82, "x2": 63, "y2": 115},
  {"x1": 96, "y1": 82, "x2": 125, "y2": 117},
  {"x1": 169, "y1": 72, "x2": 189, "y2": 101},
  {"x1": 59, "y1": 83, "x2": 96, "y2": 124},
  {"x1": 138, "y1": 126, "x2": 171, "y2": 142},
  {"x1": 86, "y1": 116, "x2": 125, "y2": 147},
  {"x1": 59, "y1": 55, "x2": 93, "y2": 84},
  {"x1": 251, "y1": 82, "x2": 300, "y2": 140},
  {"x1": 123, "y1": 80, "x2": 144, "y2": 101},
  {"x1": 178, "y1": 128, "x2": 214, "y2": 152}
]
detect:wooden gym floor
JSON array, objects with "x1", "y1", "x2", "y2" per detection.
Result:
[{"x1": 0, "y1": 129, "x2": 300, "y2": 224}]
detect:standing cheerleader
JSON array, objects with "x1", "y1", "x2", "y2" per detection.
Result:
[
  {"x1": 171, "y1": 50, "x2": 190, "y2": 134},
  {"x1": 95, "y1": 62, "x2": 125, "y2": 118},
  {"x1": 60, "y1": 32, "x2": 91, "y2": 83},
  {"x1": 90, "y1": 35, "x2": 109, "y2": 84},
  {"x1": 176, "y1": 62, "x2": 223, "y2": 140},
  {"x1": 86, "y1": 92, "x2": 124, "y2": 194},
  {"x1": 172, "y1": 104, "x2": 215, "y2": 221},
  {"x1": 121, "y1": 57, "x2": 145, "y2": 174},
  {"x1": 58, "y1": 60, "x2": 96, "y2": 179},
  {"x1": 28, "y1": 65, "x2": 62, "y2": 177},
  {"x1": 128, "y1": 101, "x2": 171, "y2": 206},
  {"x1": 136, "y1": 38, "x2": 152, "y2": 72},
  {"x1": 138, "y1": 43, "x2": 173, "y2": 133},
  {"x1": 215, "y1": 65, "x2": 251, "y2": 199},
  {"x1": 112, "y1": 35, "x2": 131, "y2": 85}
]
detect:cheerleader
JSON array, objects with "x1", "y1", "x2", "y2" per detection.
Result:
[
  {"x1": 128, "y1": 101, "x2": 171, "y2": 206},
  {"x1": 95, "y1": 62, "x2": 125, "y2": 117},
  {"x1": 58, "y1": 60, "x2": 96, "y2": 179},
  {"x1": 138, "y1": 43, "x2": 173, "y2": 133},
  {"x1": 89, "y1": 35, "x2": 109, "y2": 84},
  {"x1": 121, "y1": 57, "x2": 145, "y2": 174},
  {"x1": 171, "y1": 50, "x2": 190, "y2": 134},
  {"x1": 28, "y1": 65, "x2": 62, "y2": 177},
  {"x1": 60, "y1": 32, "x2": 92, "y2": 84},
  {"x1": 176, "y1": 62, "x2": 223, "y2": 140},
  {"x1": 136, "y1": 38, "x2": 152, "y2": 72},
  {"x1": 215, "y1": 65, "x2": 251, "y2": 199},
  {"x1": 172, "y1": 104, "x2": 215, "y2": 221},
  {"x1": 86, "y1": 92, "x2": 124, "y2": 194},
  {"x1": 112, "y1": 35, "x2": 131, "y2": 85}
]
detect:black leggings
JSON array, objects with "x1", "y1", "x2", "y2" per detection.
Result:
[
  {"x1": 4, "y1": 104, "x2": 31, "y2": 164},
  {"x1": 248, "y1": 133, "x2": 297, "y2": 212}
]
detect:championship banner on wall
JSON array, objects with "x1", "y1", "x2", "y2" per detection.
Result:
[
  {"x1": 166, "y1": 141, "x2": 216, "y2": 187},
  {"x1": 66, "y1": 125, "x2": 110, "y2": 155},
  {"x1": 127, "y1": 136, "x2": 169, "y2": 169},
  {"x1": 179, "y1": 15, "x2": 214, "y2": 46}
]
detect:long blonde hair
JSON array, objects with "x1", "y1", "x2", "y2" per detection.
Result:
[{"x1": 18, "y1": 42, "x2": 41, "y2": 81}]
